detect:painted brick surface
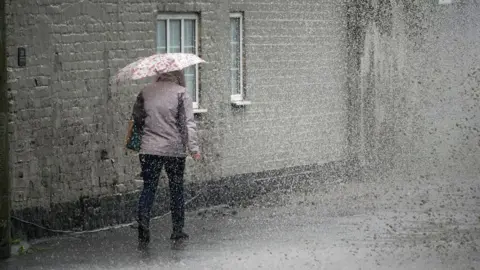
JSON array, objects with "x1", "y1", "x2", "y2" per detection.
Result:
[
  {"x1": 5, "y1": 0, "x2": 350, "y2": 218},
  {"x1": 223, "y1": 0, "x2": 349, "y2": 176}
]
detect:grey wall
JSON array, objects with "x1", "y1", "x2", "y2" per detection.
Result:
[
  {"x1": 357, "y1": 0, "x2": 480, "y2": 178},
  {"x1": 221, "y1": 0, "x2": 349, "y2": 176},
  {"x1": 6, "y1": 0, "x2": 350, "y2": 212}
]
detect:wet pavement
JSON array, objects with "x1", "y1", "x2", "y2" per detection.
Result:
[{"x1": 2, "y1": 173, "x2": 479, "y2": 270}]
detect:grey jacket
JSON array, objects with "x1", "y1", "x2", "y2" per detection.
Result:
[{"x1": 132, "y1": 80, "x2": 199, "y2": 157}]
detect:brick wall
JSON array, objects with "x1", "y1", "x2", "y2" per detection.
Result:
[
  {"x1": 357, "y1": 0, "x2": 480, "y2": 177},
  {"x1": 7, "y1": 0, "x2": 139, "y2": 210},
  {"x1": 222, "y1": 0, "x2": 349, "y2": 176},
  {"x1": 6, "y1": 0, "x2": 350, "y2": 216}
]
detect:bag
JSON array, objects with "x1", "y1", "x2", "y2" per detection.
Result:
[{"x1": 125, "y1": 119, "x2": 142, "y2": 152}]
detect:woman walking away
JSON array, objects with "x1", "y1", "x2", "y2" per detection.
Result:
[{"x1": 132, "y1": 70, "x2": 201, "y2": 249}]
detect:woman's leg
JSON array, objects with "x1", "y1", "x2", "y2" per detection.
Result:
[
  {"x1": 137, "y1": 154, "x2": 163, "y2": 241},
  {"x1": 164, "y1": 157, "x2": 187, "y2": 238}
]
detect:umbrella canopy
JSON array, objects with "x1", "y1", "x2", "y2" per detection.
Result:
[{"x1": 114, "y1": 53, "x2": 205, "y2": 84}]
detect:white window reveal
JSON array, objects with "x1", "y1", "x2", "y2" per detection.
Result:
[
  {"x1": 157, "y1": 14, "x2": 200, "y2": 109},
  {"x1": 230, "y1": 13, "x2": 250, "y2": 106}
]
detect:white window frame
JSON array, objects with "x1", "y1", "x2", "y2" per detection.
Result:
[
  {"x1": 230, "y1": 13, "x2": 244, "y2": 102},
  {"x1": 157, "y1": 14, "x2": 200, "y2": 109}
]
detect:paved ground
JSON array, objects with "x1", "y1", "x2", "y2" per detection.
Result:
[{"x1": 2, "y1": 172, "x2": 479, "y2": 270}]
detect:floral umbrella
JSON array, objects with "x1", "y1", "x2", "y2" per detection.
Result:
[{"x1": 114, "y1": 53, "x2": 205, "y2": 84}]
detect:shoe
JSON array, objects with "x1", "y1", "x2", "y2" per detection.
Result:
[
  {"x1": 138, "y1": 226, "x2": 150, "y2": 249},
  {"x1": 170, "y1": 231, "x2": 189, "y2": 240},
  {"x1": 138, "y1": 241, "x2": 149, "y2": 250}
]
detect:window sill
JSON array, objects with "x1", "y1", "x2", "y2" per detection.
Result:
[
  {"x1": 193, "y1": 108, "x2": 208, "y2": 114},
  {"x1": 231, "y1": 100, "x2": 252, "y2": 106}
]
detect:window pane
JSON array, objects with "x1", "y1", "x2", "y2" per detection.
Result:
[
  {"x1": 184, "y1": 20, "x2": 196, "y2": 54},
  {"x1": 169, "y1": 20, "x2": 181, "y2": 53},
  {"x1": 230, "y1": 17, "x2": 242, "y2": 95},
  {"x1": 231, "y1": 71, "x2": 240, "y2": 95},
  {"x1": 231, "y1": 51, "x2": 241, "y2": 95},
  {"x1": 231, "y1": 44, "x2": 240, "y2": 70},
  {"x1": 230, "y1": 18, "x2": 240, "y2": 42},
  {"x1": 184, "y1": 66, "x2": 196, "y2": 102},
  {"x1": 157, "y1": 20, "x2": 167, "y2": 53}
]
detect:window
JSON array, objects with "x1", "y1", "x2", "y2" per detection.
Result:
[
  {"x1": 157, "y1": 14, "x2": 200, "y2": 108},
  {"x1": 230, "y1": 13, "x2": 244, "y2": 102}
]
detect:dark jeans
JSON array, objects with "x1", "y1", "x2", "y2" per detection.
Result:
[{"x1": 137, "y1": 154, "x2": 186, "y2": 232}]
